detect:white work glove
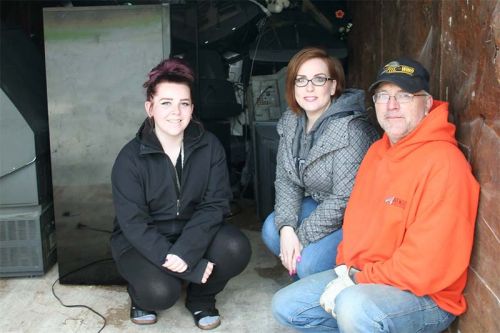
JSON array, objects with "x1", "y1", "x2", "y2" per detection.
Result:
[{"x1": 319, "y1": 265, "x2": 357, "y2": 318}]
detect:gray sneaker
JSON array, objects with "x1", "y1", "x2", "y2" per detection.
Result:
[
  {"x1": 130, "y1": 304, "x2": 157, "y2": 325},
  {"x1": 193, "y1": 309, "x2": 221, "y2": 330}
]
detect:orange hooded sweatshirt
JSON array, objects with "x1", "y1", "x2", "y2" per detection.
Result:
[{"x1": 337, "y1": 100, "x2": 479, "y2": 315}]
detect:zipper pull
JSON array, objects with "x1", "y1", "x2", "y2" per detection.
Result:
[{"x1": 176, "y1": 199, "x2": 180, "y2": 216}]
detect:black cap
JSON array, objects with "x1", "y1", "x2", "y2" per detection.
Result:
[{"x1": 369, "y1": 57, "x2": 430, "y2": 93}]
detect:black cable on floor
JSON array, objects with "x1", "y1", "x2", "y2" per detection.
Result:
[
  {"x1": 51, "y1": 258, "x2": 114, "y2": 333},
  {"x1": 76, "y1": 222, "x2": 112, "y2": 234}
]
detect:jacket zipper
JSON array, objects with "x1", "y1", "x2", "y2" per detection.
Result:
[
  {"x1": 165, "y1": 154, "x2": 182, "y2": 216},
  {"x1": 165, "y1": 141, "x2": 193, "y2": 217},
  {"x1": 174, "y1": 170, "x2": 181, "y2": 216}
]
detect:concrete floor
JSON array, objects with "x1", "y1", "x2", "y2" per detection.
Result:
[{"x1": 0, "y1": 229, "x2": 297, "y2": 333}]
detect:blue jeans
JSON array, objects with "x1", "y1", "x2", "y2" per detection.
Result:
[
  {"x1": 261, "y1": 197, "x2": 343, "y2": 279},
  {"x1": 272, "y1": 270, "x2": 456, "y2": 333}
]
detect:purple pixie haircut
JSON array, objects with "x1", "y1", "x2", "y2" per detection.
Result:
[{"x1": 143, "y1": 57, "x2": 195, "y2": 101}]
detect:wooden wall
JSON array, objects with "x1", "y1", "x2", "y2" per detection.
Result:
[{"x1": 345, "y1": 1, "x2": 499, "y2": 332}]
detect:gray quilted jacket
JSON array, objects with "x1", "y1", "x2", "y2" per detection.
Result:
[{"x1": 274, "y1": 89, "x2": 379, "y2": 246}]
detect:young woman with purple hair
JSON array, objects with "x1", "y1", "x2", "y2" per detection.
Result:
[{"x1": 110, "y1": 57, "x2": 251, "y2": 330}]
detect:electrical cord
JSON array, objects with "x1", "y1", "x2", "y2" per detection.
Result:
[
  {"x1": 254, "y1": 84, "x2": 274, "y2": 106},
  {"x1": 76, "y1": 223, "x2": 112, "y2": 234},
  {"x1": 51, "y1": 258, "x2": 114, "y2": 333}
]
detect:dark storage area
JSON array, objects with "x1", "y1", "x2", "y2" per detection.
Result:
[{"x1": 1, "y1": 1, "x2": 498, "y2": 332}]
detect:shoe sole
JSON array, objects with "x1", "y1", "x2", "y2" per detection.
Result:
[
  {"x1": 196, "y1": 318, "x2": 221, "y2": 330},
  {"x1": 131, "y1": 318, "x2": 157, "y2": 325}
]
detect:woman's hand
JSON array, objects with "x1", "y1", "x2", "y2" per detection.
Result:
[
  {"x1": 162, "y1": 254, "x2": 188, "y2": 273},
  {"x1": 201, "y1": 262, "x2": 214, "y2": 284},
  {"x1": 279, "y1": 226, "x2": 302, "y2": 276}
]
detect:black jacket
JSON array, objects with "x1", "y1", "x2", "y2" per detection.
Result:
[{"x1": 110, "y1": 118, "x2": 231, "y2": 279}]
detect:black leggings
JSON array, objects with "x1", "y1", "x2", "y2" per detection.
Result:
[{"x1": 115, "y1": 223, "x2": 251, "y2": 312}]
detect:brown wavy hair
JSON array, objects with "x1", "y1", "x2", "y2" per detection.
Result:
[{"x1": 285, "y1": 47, "x2": 345, "y2": 114}]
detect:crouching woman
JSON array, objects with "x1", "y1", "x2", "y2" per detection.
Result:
[{"x1": 110, "y1": 57, "x2": 251, "y2": 330}]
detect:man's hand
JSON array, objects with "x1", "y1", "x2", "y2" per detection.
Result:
[
  {"x1": 319, "y1": 265, "x2": 356, "y2": 317},
  {"x1": 162, "y1": 254, "x2": 188, "y2": 273},
  {"x1": 279, "y1": 226, "x2": 302, "y2": 275}
]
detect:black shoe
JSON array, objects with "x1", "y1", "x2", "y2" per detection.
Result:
[{"x1": 130, "y1": 303, "x2": 157, "y2": 325}]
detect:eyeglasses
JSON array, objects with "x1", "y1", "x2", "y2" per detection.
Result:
[
  {"x1": 295, "y1": 76, "x2": 335, "y2": 87},
  {"x1": 373, "y1": 92, "x2": 429, "y2": 104}
]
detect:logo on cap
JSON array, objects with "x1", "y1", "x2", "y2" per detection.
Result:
[{"x1": 381, "y1": 61, "x2": 415, "y2": 76}]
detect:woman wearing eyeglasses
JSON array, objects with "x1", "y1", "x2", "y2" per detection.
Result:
[
  {"x1": 110, "y1": 58, "x2": 251, "y2": 330},
  {"x1": 261, "y1": 47, "x2": 379, "y2": 279}
]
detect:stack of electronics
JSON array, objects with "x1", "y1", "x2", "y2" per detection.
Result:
[
  {"x1": 249, "y1": 66, "x2": 288, "y2": 122},
  {"x1": 0, "y1": 27, "x2": 56, "y2": 277},
  {"x1": 248, "y1": 66, "x2": 287, "y2": 220}
]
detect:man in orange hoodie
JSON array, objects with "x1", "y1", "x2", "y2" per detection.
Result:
[{"x1": 271, "y1": 58, "x2": 480, "y2": 332}]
